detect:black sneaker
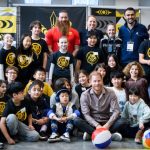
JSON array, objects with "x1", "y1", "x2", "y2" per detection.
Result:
[
  {"x1": 47, "y1": 133, "x2": 61, "y2": 143},
  {"x1": 60, "y1": 132, "x2": 71, "y2": 142},
  {"x1": 39, "y1": 131, "x2": 48, "y2": 140}
]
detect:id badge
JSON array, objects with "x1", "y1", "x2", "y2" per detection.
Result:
[
  {"x1": 127, "y1": 41, "x2": 134, "y2": 51},
  {"x1": 107, "y1": 44, "x2": 113, "y2": 53}
]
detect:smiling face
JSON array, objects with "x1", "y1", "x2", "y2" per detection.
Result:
[
  {"x1": 87, "y1": 35, "x2": 97, "y2": 47},
  {"x1": 129, "y1": 65, "x2": 139, "y2": 79},
  {"x1": 23, "y1": 36, "x2": 32, "y2": 49},
  {"x1": 33, "y1": 71, "x2": 46, "y2": 82},
  {"x1": 108, "y1": 56, "x2": 116, "y2": 68},
  {"x1": 0, "y1": 83, "x2": 7, "y2": 96},
  {"x1": 87, "y1": 16, "x2": 97, "y2": 30},
  {"x1": 58, "y1": 37, "x2": 68, "y2": 51},
  {"x1": 106, "y1": 24, "x2": 116, "y2": 38},
  {"x1": 129, "y1": 94, "x2": 139, "y2": 105},
  {"x1": 3, "y1": 34, "x2": 13, "y2": 47},
  {"x1": 31, "y1": 24, "x2": 41, "y2": 36},
  {"x1": 78, "y1": 72, "x2": 89, "y2": 86},
  {"x1": 124, "y1": 10, "x2": 136, "y2": 25}
]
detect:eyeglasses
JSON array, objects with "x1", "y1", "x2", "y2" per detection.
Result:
[{"x1": 7, "y1": 72, "x2": 17, "y2": 75}]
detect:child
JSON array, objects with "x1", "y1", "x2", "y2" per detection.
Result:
[
  {"x1": 0, "y1": 80, "x2": 8, "y2": 148},
  {"x1": 47, "y1": 88, "x2": 80, "y2": 142},
  {"x1": 25, "y1": 80, "x2": 50, "y2": 140},
  {"x1": 50, "y1": 78, "x2": 79, "y2": 109},
  {"x1": 16, "y1": 33, "x2": 36, "y2": 86},
  {"x1": 109, "y1": 71, "x2": 127, "y2": 112},
  {"x1": 94, "y1": 63, "x2": 109, "y2": 85},
  {"x1": 75, "y1": 70, "x2": 90, "y2": 99},
  {"x1": 76, "y1": 30, "x2": 105, "y2": 74},
  {"x1": 24, "y1": 67, "x2": 53, "y2": 97},
  {"x1": 48, "y1": 36, "x2": 74, "y2": 86},
  {"x1": 100, "y1": 23, "x2": 122, "y2": 62},
  {"x1": 121, "y1": 87, "x2": 150, "y2": 144},
  {"x1": 0, "y1": 34, "x2": 17, "y2": 80},
  {"x1": 123, "y1": 61, "x2": 149, "y2": 105},
  {"x1": 0, "y1": 82, "x2": 39, "y2": 144},
  {"x1": 29, "y1": 20, "x2": 49, "y2": 69},
  {"x1": 107, "y1": 54, "x2": 122, "y2": 85}
]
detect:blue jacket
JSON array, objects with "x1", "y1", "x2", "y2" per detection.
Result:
[{"x1": 119, "y1": 21, "x2": 148, "y2": 65}]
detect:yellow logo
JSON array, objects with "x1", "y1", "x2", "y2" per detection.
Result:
[
  {"x1": 32, "y1": 43, "x2": 41, "y2": 57},
  {"x1": 57, "y1": 56, "x2": 69, "y2": 69},
  {"x1": 0, "y1": 102, "x2": 6, "y2": 117},
  {"x1": 86, "y1": 51, "x2": 99, "y2": 65},
  {"x1": 96, "y1": 9, "x2": 112, "y2": 15},
  {"x1": 147, "y1": 48, "x2": 150, "y2": 58},
  {"x1": 6, "y1": 52, "x2": 16, "y2": 66},
  {"x1": 17, "y1": 54, "x2": 33, "y2": 69},
  {"x1": 16, "y1": 107, "x2": 27, "y2": 122}
]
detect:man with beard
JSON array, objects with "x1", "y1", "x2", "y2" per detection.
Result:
[
  {"x1": 45, "y1": 10, "x2": 80, "y2": 57},
  {"x1": 119, "y1": 7, "x2": 148, "y2": 67}
]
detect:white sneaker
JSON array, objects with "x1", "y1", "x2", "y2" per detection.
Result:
[
  {"x1": 60, "y1": 132, "x2": 71, "y2": 142},
  {"x1": 47, "y1": 132, "x2": 61, "y2": 143},
  {"x1": 111, "y1": 132, "x2": 122, "y2": 141},
  {"x1": 83, "y1": 132, "x2": 91, "y2": 141}
]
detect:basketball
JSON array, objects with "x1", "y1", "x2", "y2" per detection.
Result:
[
  {"x1": 92, "y1": 128, "x2": 112, "y2": 149},
  {"x1": 142, "y1": 129, "x2": 150, "y2": 149}
]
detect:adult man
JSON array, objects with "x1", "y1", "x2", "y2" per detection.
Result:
[
  {"x1": 45, "y1": 10, "x2": 80, "y2": 57},
  {"x1": 80, "y1": 15, "x2": 103, "y2": 48},
  {"x1": 119, "y1": 7, "x2": 148, "y2": 67},
  {"x1": 74, "y1": 71, "x2": 124, "y2": 141}
]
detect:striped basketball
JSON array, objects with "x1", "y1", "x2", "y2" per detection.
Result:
[
  {"x1": 143, "y1": 129, "x2": 150, "y2": 149},
  {"x1": 92, "y1": 128, "x2": 112, "y2": 149}
]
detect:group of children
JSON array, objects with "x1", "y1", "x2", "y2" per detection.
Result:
[{"x1": 0, "y1": 19, "x2": 150, "y2": 147}]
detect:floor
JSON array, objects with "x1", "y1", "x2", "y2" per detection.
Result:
[{"x1": 4, "y1": 137, "x2": 143, "y2": 150}]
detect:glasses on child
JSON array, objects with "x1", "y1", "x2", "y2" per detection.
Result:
[{"x1": 7, "y1": 72, "x2": 17, "y2": 75}]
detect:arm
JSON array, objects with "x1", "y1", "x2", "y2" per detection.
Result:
[
  {"x1": 0, "y1": 64, "x2": 4, "y2": 80},
  {"x1": 75, "y1": 60, "x2": 81, "y2": 73},
  {"x1": 72, "y1": 45, "x2": 79, "y2": 57},
  {"x1": 139, "y1": 53, "x2": 150, "y2": 65},
  {"x1": 28, "y1": 114, "x2": 34, "y2": 130},
  {"x1": 0, "y1": 117, "x2": 15, "y2": 144},
  {"x1": 48, "y1": 63, "x2": 55, "y2": 85},
  {"x1": 43, "y1": 52, "x2": 48, "y2": 69},
  {"x1": 70, "y1": 63, "x2": 74, "y2": 85}
]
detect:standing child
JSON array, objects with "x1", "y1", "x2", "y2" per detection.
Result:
[
  {"x1": 0, "y1": 34, "x2": 17, "y2": 80},
  {"x1": 121, "y1": 87, "x2": 150, "y2": 144},
  {"x1": 109, "y1": 71, "x2": 127, "y2": 112},
  {"x1": 48, "y1": 36, "x2": 74, "y2": 86},
  {"x1": 25, "y1": 80, "x2": 50, "y2": 140},
  {"x1": 16, "y1": 33, "x2": 36, "y2": 86},
  {"x1": 76, "y1": 30, "x2": 105, "y2": 74},
  {"x1": 24, "y1": 67, "x2": 53, "y2": 97},
  {"x1": 0, "y1": 80, "x2": 9, "y2": 148},
  {"x1": 29, "y1": 20, "x2": 48, "y2": 69},
  {"x1": 123, "y1": 61, "x2": 149, "y2": 105},
  {"x1": 75, "y1": 70, "x2": 90, "y2": 99},
  {"x1": 0, "y1": 82, "x2": 39, "y2": 144},
  {"x1": 47, "y1": 88, "x2": 80, "y2": 143}
]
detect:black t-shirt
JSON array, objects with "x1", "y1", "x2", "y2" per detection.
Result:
[
  {"x1": 0, "y1": 46, "x2": 17, "y2": 70},
  {"x1": 2, "y1": 98, "x2": 32, "y2": 125},
  {"x1": 26, "y1": 94, "x2": 50, "y2": 119},
  {"x1": 31, "y1": 38, "x2": 49, "y2": 67},
  {"x1": 51, "y1": 51, "x2": 74, "y2": 79},
  {"x1": 76, "y1": 46, "x2": 105, "y2": 73},
  {"x1": 0, "y1": 95, "x2": 10, "y2": 117}
]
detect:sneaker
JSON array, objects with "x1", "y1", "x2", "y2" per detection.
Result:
[
  {"x1": 60, "y1": 132, "x2": 71, "y2": 142},
  {"x1": 47, "y1": 132, "x2": 61, "y2": 143},
  {"x1": 0, "y1": 142, "x2": 4, "y2": 149},
  {"x1": 83, "y1": 132, "x2": 91, "y2": 141},
  {"x1": 39, "y1": 131, "x2": 48, "y2": 140},
  {"x1": 111, "y1": 132, "x2": 122, "y2": 141}
]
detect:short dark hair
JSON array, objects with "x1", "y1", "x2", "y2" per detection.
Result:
[
  {"x1": 110, "y1": 71, "x2": 124, "y2": 80},
  {"x1": 8, "y1": 82, "x2": 24, "y2": 96},
  {"x1": 34, "y1": 67, "x2": 46, "y2": 74},
  {"x1": 0, "y1": 80, "x2": 6, "y2": 86},
  {"x1": 29, "y1": 20, "x2": 42, "y2": 30},
  {"x1": 124, "y1": 7, "x2": 136, "y2": 14},
  {"x1": 128, "y1": 87, "x2": 140, "y2": 96},
  {"x1": 28, "y1": 80, "x2": 44, "y2": 91},
  {"x1": 87, "y1": 30, "x2": 98, "y2": 39}
]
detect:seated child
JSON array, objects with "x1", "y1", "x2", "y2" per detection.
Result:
[
  {"x1": 25, "y1": 80, "x2": 50, "y2": 140},
  {"x1": 121, "y1": 87, "x2": 150, "y2": 144},
  {"x1": 0, "y1": 82, "x2": 39, "y2": 144},
  {"x1": 24, "y1": 67, "x2": 53, "y2": 97},
  {"x1": 47, "y1": 88, "x2": 80, "y2": 143}
]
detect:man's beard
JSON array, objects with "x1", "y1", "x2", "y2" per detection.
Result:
[{"x1": 57, "y1": 20, "x2": 70, "y2": 36}]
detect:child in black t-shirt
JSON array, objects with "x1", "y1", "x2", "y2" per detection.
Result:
[
  {"x1": 0, "y1": 34, "x2": 17, "y2": 80},
  {"x1": 48, "y1": 36, "x2": 74, "y2": 86},
  {"x1": 0, "y1": 82, "x2": 39, "y2": 144}
]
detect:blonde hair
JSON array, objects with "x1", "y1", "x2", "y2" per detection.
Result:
[{"x1": 123, "y1": 61, "x2": 145, "y2": 77}]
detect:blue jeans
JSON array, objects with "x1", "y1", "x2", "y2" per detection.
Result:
[{"x1": 6, "y1": 114, "x2": 39, "y2": 142}]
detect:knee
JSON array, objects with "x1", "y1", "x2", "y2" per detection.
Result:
[
  {"x1": 6, "y1": 114, "x2": 18, "y2": 124},
  {"x1": 29, "y1": 131, "x2": 40, "y2": 142},
  {"x1": 73, "y1": 117, "x2": 81, "y2": 126}
]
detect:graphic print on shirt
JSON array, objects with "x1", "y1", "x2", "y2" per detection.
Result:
[
  {"x1": 0, "y1": 102, "x2": 6, "y2": 117},
  {"x1": 16, "y1": 107, "x2": 27, "y2": 121},
  {"x1": 147, "y1": 47, "x2": 150, "y2": 58},
  {"x1": 32, "y1": 43, "x2": 41, "y2": 58},
  {"x1": 6, "y1": 52, "x2": 16, "y2": 66},
  {"x1": 86, "y1": 51, "x2": 99, "y2": 65},
  {"x1": 57, "y1": 56, "x2": 70, "y2": 69}
]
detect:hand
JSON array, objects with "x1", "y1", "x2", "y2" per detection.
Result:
[
  {"x1": 28, "y1": 125, "x2": 35, "y2": 130},
  {"x1": 8, "y1": 138, "x2": 15, "y2": 145},
  {"x1": 48, "y1": 80, "x2": 52, "y2": 86},
  {"x1": 139, "y1": 123, "x2": 144, "y2": 130},
  {"x1": 60, "y1": 117, "x2": 67, "y2": 123},
  {"x1": 36, "y1": 119, "x2": 45, "y2": 125},
  {"x1": 147, "y1": 60, "x2": 150, "y2": 65}
]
